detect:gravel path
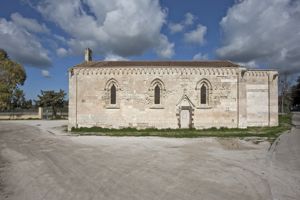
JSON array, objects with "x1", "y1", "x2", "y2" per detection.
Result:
[
  {"x1": 268, "y1": 113, "x2": 300, "y2": 200},
  {"x1": 0, "y1": 115, "x2": 299, "y2": 200}
]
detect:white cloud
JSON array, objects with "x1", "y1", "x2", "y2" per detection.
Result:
[
  {"x1": 53, "y1": 34, "x2": 67, "y2": 44},
  {"x1": 0, "y1": 18, "x2": 51, "y2": 67},
  {"x1": 11, "y1": 12, "x2": 49, "y2": 33},
  {"x1": 184, "y1": 24, "x2": 207, "y2": 44},
  {"x1": 217, "y1": 0, "x2": 300, "y2": 73},
  {"x1": 104, "y1": 54, "x2": 129, "y2": 61},
  {"x1": 193, "y1": 52, "x2": 208, "y2": 60},
  {"x1": 184, "y1": 12, "x2": 195, "y2": 25},
  {"x1": 56, "y1": 48, "x2": 68, "y2": 57},
  {"x1": 155, "y1": 35, "x2": 175, "y2": 58},
  {"x1": 29, "y1": 0, "x2": 173, "y2": 58},
  {"x1": 168, "y1": 23, "x2": 184, "y2": 34},
  {"x1": 41, "y1": 70, "x2": 50, "y2": 78},
  {"x1": 168, "y1": 12, "x2": 195, "y2": 34},
  {"x1": 237, "y1": 61, "x2": 258, "y2": 68}
]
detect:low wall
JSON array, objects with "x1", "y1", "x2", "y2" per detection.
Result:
[{"x1": 0, "y1": 107, "x2": 43, "y2": 120}]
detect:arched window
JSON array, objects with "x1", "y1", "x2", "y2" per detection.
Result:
[
  {"x1": 200, "y1": 84, "x2": 207, "y2": 104},
  {"x1": 196, "y1": 79, "x2": 211, "y2": 106},
  {"x1": 110, "y1": 84, "x2": 116, "y2": 104},
  {"x1": 154, "y1": 85, "x2": 161, "y2": 104},
  {"x1": 150, "y1": 78, "x2": 165, "y2": 106}
]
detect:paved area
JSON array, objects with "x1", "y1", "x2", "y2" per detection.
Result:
[
  {"x1": 0, "y1": 115, "x2": 299, "y2": 200},
  {"x1": 268, "y1": 113, "x2": 300, "y2": 200}
]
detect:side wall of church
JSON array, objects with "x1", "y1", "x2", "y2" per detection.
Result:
[
  {"x1": 68, "y1": 66, "x2": 278, "y2": 130},
  {"x1": 68, "y1": 67, "x2": 242, "y2": 129}
]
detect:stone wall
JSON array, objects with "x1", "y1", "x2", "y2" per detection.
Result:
[
  {"x1": 0, "y1": 107, "x2": 43, "y2": 120},
  {"x1": 68, "y1": 66, "x2": 278, "y2": 130},
  {"x1": 245, "y1": 70, "x2": 278, "y2": 127}
]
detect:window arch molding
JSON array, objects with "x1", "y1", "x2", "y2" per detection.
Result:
[
  {"x1": 195, "y1": 78, "x2": 212, "y2": 107},
  {"x1": 104, "y1": 78, "x2": 120, "y2": 91},
  {"x1": 195, "y1": 78, "x2": 212, "y2": 90},
  {"x1": 149, "y1": 78, "x2": 165, "y2": 91}
]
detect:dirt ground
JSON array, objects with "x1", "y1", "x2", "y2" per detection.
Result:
[{"x1": 0, "y1": 114, "x2": 299, "y2": 200}]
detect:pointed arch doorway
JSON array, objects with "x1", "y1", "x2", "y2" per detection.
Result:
[{"x1": 176, "y1": 95, "x2": 195, "y2": 129}]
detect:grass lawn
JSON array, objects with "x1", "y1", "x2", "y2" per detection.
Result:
[{"x1": 71, "y1": 114, "x2": 292, "y2": 140}]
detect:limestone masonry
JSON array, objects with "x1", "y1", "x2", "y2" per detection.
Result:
[{"x1": 68, "y1": 51, "x2": 278, "y2": 130}]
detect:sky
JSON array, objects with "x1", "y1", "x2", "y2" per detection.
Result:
[{"x1": 0, "y1": 0, "x2": 300, "y2": 100}]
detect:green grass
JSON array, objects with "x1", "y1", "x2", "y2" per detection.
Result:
[{"x1": 71, "y1": 114, "x2": 292, "y2": 140}]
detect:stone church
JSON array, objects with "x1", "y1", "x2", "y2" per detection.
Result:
[{"x1": 68, "y1": 49, "x2": 278, "y2": 130}]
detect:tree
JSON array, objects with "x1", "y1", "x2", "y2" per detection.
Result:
[
  {"x1": 291, "y1": 76, "x2": 300, "y2": 108},
  {"x1": 12, "y1": 88, "x2": 25, "y2": 109},
  {"x1": 0, "y1": 49, "x2": 26, "y2": 110},
  {"x1": 279, "y1": 73, "x2": 293, "y2": 113},
  {"x1": 22, "y1": 99, "x2": 33, "y2": 109},
  {"x1": 36, "y1": 90, "x2": 66, "y2": 119}
]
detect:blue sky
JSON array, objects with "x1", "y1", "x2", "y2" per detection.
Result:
[{"x1": 0, "y1": 0, "x2": 299, "y2": 100}]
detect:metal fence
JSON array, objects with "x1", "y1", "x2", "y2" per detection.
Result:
[{"x1": 42, "y1": 107, "x2": 68, "y2": 119}]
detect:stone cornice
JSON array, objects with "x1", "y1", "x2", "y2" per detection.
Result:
[{"x1": 74, "y1": 67, "x2": 241, "y2": 76}]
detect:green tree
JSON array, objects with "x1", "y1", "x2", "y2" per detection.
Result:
[
  {"x1": 0, "y1": 49, "x2": 26, "y2": 110},
  {"x1": 279, "y1": 73, "x2": 293, "y2": 113},
  {"x1": 36, "y1": 90, "x2": 66, "y2": 119},
  {"x1": 12, "y1": 88, "x2": 25, "y2": 109},
  {"x1": 291, "y1": 76, "x2": 300, "y2": 107},
  {"x1": 22, "y1": 99, "x2": 33, "y2": 109}
]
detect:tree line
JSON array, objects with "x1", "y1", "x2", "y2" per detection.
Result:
[
  {"x1": 0, "y1": 49, "x2": 67, "y2": 118},
  {"x1": 280, "y1": 74, "x2": 300, "y2": 113}
]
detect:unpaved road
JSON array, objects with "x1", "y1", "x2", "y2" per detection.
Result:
[{"x1": 0, "y1": 115, "x2": 299, "y2": 200}]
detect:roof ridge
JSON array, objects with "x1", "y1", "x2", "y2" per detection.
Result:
[{"x1": 72, "y1": 60, "x2": 240, "y2": 68}]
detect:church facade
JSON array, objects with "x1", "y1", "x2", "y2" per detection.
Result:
[{"x1": 68, "y1": 50, "x2": 278, "y2": 130}]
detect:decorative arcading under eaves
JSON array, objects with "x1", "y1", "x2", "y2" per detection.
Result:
[{"x1": 75, "y1": 67, "x2": 240, "y2": 76}]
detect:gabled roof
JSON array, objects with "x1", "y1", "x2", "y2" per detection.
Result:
[{"x1": 71, "y1": 60, "x2": 240, "y2": 69}]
